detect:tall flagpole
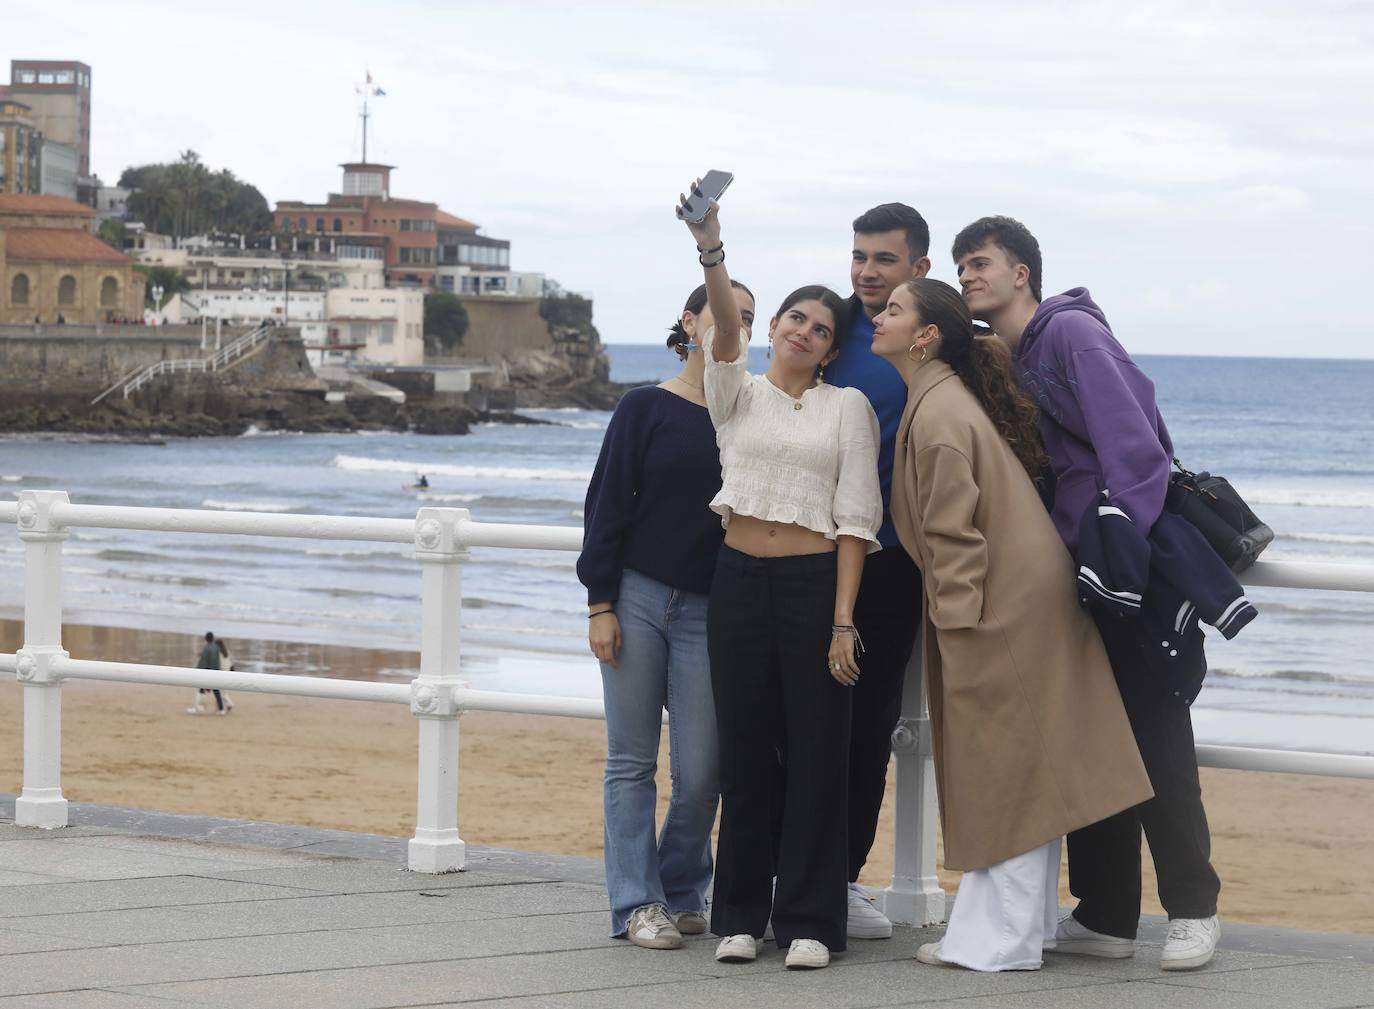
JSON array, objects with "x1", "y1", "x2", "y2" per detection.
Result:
[{"x1": 356, "y1": 70, "x2": 384, "y2": 164}]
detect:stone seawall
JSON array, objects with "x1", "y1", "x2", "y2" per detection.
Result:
[{"x1": 0, "y1": 325, "x2": 255, "y2": 402}]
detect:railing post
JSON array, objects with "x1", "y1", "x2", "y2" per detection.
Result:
[
  {"x1": 14, "y1": 490, "x2": 71, "y2": 829},
  {"x1": 880, "y1": 629, "x2": 947, "y2": 925},
  {"x1": 407, "y1": 507, "x2": 468, "y2": 873}
]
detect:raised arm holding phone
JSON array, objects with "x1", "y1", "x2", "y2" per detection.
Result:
[{"x1": 675, "y1": 178, "x2": 882, "y2": 971}]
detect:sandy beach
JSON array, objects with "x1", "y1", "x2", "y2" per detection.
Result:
[{"x1": 2, "y1": 619, "x2": 1372, "y2": 934}]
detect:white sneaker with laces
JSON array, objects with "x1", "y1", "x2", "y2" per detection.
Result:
[
  {"x1": 1161, "y1": 915, "x2": 1220, "y2": 971},
  {"x1": 785, "y1": 938, "x2": 830, "y2": 969},
  {"x1": 673, "y1": 910, "x2": 707, "y2": 935},
  {"x1": 715, "y1": 933, "x2": 761, "y2": 962},
  {"x1": 846, "y1": 882, "x2": 893, "y2": 939},
  {"x1": 625, "y1": 904, "x2": 683, "y2": 950},
  {"x1": 1046, "y1": 912, "x2": 1135, "y2": 958}
]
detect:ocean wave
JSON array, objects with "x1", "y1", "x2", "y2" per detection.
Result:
[
  {"x1": 1278, "y1": 531, "x2": 1374, "y2": 546},
  {"x1": 304, "y1": 546, "x2": 401, "y2": 559},
  {"x1": 417, "y1": 492, "x2": 482, "y2": 503},
  {"x1": 201, "y1": 499, "x2": 300, "y2": 513},
  {"x1": 330, "y1": 454, "x2": 592, "y2": 482},
  {"x1": 1, "y1": 475, "x2": 22, "y2": 482},
  {"x1": 238, "y1": 426, "x2": 304, "y2": 438},
  {"x1": 1244, "y1": 488, "x2": 1374, "y2": 509}
]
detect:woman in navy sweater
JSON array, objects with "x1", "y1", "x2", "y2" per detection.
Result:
[{"x1": 577, "y1": 279, "x2": 756, "y2": 950}]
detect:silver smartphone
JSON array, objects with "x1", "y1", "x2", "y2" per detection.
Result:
[{"x1": 678, "y1": 170, "x2": 734, "y2": 224}]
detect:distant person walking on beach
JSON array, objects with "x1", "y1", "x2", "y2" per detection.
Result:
[
  {"x1": 678, "y1": 185, "x2": 881, "y2": 971},
  {"x1": 187, "y1": 632, "x2": 227, "y2": 715},
  {"x1": 215, "y1": 638, "x2": 235, "y2": 715},
  {"x1": 873, "y1": 278, "x2": 1151, "y2": 971},
  {"x1": 577, "y1": 278, "x2": 757, "y2": 950},
  {"x1": 954, "y1": 216, "x2": 1225, "y2": 970}
]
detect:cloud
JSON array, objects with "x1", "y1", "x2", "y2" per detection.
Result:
[{"x1": 5, "y1": 0, "x2": 1373, "y2": 357}]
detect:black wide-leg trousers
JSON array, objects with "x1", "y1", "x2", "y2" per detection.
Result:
[
  {"x1": 1067, "y1": 616, "x2": 1221, "y2": 939},
  {"x1": 707, "y1": 545, "x2": 852, "y2": 952},
  {"x1": 845, "y1": 546, "x2": 921, "y2": 881}
]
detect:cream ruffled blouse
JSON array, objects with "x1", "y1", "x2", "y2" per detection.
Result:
[{"x1": 703, "y1": 327, "x2": 882, "y2": 551}]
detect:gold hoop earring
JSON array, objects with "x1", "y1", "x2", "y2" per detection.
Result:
[
  {"x1": 907, "y1": 343, "x2": 927, "y2": 363},
  {"x1": 817, "y1": 364, "x2": 825, "y2": 384}
]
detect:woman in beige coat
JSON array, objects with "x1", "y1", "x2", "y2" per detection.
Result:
[{"x1": 872, "y1": 279, "x2": 1152, "y2": 972}]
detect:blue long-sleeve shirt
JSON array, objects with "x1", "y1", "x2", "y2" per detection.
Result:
[
  {"x1": 576, "y1": 386, "x2": 724, "y2": 604},
  {"x1": 825, "y1": 295, "x2": 908, "y2": 547}
]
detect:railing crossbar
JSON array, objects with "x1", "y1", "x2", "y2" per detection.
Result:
[{"x1": 5, "y1": 492, "x2": 1373, "y2": 907}]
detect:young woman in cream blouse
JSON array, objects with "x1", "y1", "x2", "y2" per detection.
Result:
[{"x1": 676, "y1": 187, "x2": 882, "y2": 971}]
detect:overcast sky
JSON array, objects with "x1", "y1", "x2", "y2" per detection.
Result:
[{"x1": 6, "y1": 0, "x2": 1373, "y2": 357}]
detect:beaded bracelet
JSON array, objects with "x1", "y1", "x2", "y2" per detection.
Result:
[{"x1": 831, "y1": 624, "x2": 866, "y2": 656}]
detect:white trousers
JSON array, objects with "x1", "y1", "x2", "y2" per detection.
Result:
[{"x1": 937, "y1": 837, "x2": 1061, "y2": 972}]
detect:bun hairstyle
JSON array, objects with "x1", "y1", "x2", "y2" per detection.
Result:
[
  {"x1": 667, "y1": 280, "x2": 755, "y2": 360},
  {"x1": 906, "y1": 278, "x2": 1049, "y2": 480}
]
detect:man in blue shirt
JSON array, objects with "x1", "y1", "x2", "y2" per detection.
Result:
[{"x1": 825, "y1": 203, "x2": 931, "y2": 938}]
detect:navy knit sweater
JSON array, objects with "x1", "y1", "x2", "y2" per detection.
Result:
[{"x1": 577, "y1": 385, "x2": 724, "y2": 604}]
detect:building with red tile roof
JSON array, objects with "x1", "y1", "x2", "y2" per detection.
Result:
[
  {"x1": 273, "y1": 162, "x2": 510, "y2": 288},
  {"x1": 2, "y1": 189, "x2": 144, "y2": 323}
]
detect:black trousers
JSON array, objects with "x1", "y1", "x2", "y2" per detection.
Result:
[
  {"x1": 1067, "y1": 616, "x2": 1221, "y2": 939},
  {"x1": 846, "y1": 546, "x2": 921, "y2": 881},
  {"x1": 708, "y1": 545, "x2": 852, "y2": 951}
]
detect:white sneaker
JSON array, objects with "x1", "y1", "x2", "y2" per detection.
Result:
[
  {"x1": 673, "y1": 910, "x2": 707, "y2": 935},
  {"x1": 846, "y1": 882, "x2": 893, "y2": 939},
  {"x1": 1161, "y1": 915, "x2": 1220, "y2": 971},
  {"x1": 785, "y1": 938, "x2": 830, "y2": 969},
  {"x1": 715, "y1": 933, "x2": 761, "y2": 962},
  {"x1": 916, "y1": 942, "x2": 952, "y2": 966},
  {"x1": 1047, "y1": 912, "x2": 1135, "y2": 958},
  {"x1": 625, "y1": 904, "x2": 683, "y2": 950}
]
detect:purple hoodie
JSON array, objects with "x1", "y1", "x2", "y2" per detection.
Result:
[{"x1": 1014, "y1": 288, "x2": 1174, "y2": 552}]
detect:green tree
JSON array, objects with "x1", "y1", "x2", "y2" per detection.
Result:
[
  {"x1": 97, "y1": 218, "x2": 126, "y2": 250},
  {"x1": 122, "y1": 151, "x2": 271, "y2": 239},
  {"x1": 424, "y1": 292, "x2": 470, "y2": 352},
  {"x1": 540, "y1": 290, "x2": 600, "y2": 343},
  {"x1": 134, "y1": 265, "x2": 190, "y2": 305}
]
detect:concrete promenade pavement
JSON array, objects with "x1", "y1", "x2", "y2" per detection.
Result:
[{"x1": 3, "y1": 796, "x2": 1373, "y2": 1009}]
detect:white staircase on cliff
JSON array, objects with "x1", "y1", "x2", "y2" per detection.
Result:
[{"x1": 90, "y1": 324, "x2": 274, "y2": 406}]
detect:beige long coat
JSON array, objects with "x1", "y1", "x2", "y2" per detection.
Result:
[{"x1": 890, "y1": 360, "x2": 1152, "y2": 871}]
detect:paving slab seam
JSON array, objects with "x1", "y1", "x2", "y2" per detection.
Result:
[
  {"x1": 100, "y1": 949, "x2": 721, "y2": 1001},
  {"x1": 1049, "y1": 955, "x2": 1331, "y2": 981},
  {"x1": 1, "y1": 911, "x2": 610, "y2": 956}
]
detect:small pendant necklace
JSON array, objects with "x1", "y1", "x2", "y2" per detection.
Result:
[{"x1": 675, "y1": 374, "x2": 703, "y2": 390}]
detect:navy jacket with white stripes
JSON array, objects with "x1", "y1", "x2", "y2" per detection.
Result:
[{"x1": 1076, "y1": 493, "x2": 1258, "y2": 704}]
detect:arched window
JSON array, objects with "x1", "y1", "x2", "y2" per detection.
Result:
[
  {"x1": 282, "y1": 218, "x2": 294, "y2": 231},
  {"x1": 298, "y1": 216, "x2": 307, "y2": 230},
  {"x1": 315, "y1": 217, "x2": 325, "y2": 232},
  {"x1": 10, "y1": 273, "x2": 30, "y2": 306},
  {"x1": 58, "y1": 275, "x2": 77, "y2": 306},
  {"x1": 333, "y1": 218, "x2": 342, "y2": 232},
  {"x1": 100, "y1": 276, "x2": 119, "y2": 307}
]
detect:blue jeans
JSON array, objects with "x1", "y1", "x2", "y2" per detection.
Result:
[{"x1": 601, "y1": 569, "x2": 719, "y2": 937}]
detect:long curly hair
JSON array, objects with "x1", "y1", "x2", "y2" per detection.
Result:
[{"x1": 906, "y1": 278, "x2": 1049, "y2": 481}]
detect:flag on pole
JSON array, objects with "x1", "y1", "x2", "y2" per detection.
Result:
[{"x1": 365, "y1": 70, "x2": 373, "y2": 84}]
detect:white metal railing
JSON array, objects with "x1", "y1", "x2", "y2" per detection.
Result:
[
  {"x1": 3, "y1": 493, "x2": 1373, "y2": 924},
  {"x1": 89, "y1": 323, "x2": 273, "y2": 405}
]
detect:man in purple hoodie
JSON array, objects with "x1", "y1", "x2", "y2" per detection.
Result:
[{"x1": 950, "y1": 216, "x2": 1221, "y2": 972}]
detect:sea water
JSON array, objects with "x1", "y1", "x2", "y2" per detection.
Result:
[{"x1": 2, "y1": 347, "x2": 1373, "y2": 754}]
